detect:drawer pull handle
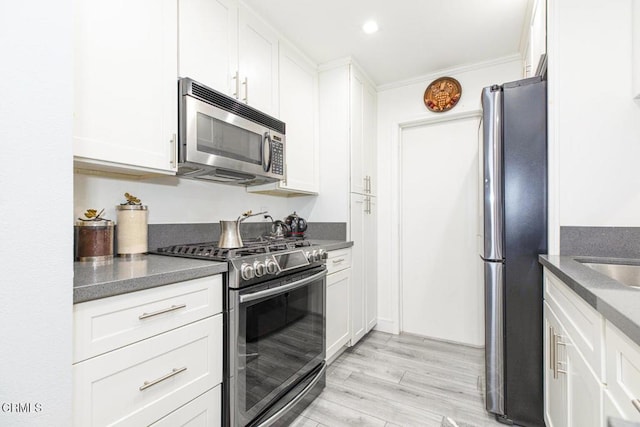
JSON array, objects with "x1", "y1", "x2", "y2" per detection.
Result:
[
  {"x1": 139, "y1": 304, "x2": 187, "y2": 320},
  {"x1": 139, "y1": 366, "x2": 187, "y2": 391},
  {"x1": 332, "y1": 258, "x2": 345, "y2": 264},
  {"x1": 633, "y1": 399, "x2": 640, "y2": 413}
]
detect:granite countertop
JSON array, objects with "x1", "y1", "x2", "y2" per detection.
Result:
[
  {"x1": 540, "y1": 254, "x2": 640, "y2": 347},
  {"x1": 74, "y1": 240, "x2": 353, "y2": 304},
  {"x1": 74, "y1": 255, "x2": 227, "y2": 304},
  {"x1": 307, "y1": 239, "x2": 354, "y2": 251},
  {"x1": 609, "y1": 417, "x2": 640, "y2": 427}
]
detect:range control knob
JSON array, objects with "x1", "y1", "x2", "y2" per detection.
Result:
[
  {"x1": 317, "y1": 249, "x2": 328, "y2": 260},
  {"x1": 265, "y1": 259, "x2": 278, "y2": 274},
  {"x1": 304, "y1": 251, "x2": 312, "y2": 262},
  {"x1": 254, "y1": 260, "x2": 266, "y2": 277},
  {"x1": 241, "y1": 263, "x2": 255, "y2": 281}
]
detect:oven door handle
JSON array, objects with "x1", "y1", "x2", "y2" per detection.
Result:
[
  {"x1": 239, "y1": 269, "x2": 327, "y2": 304},
  {"x1": 255, "y1": 363, "x2": 326, "y2": 427}
]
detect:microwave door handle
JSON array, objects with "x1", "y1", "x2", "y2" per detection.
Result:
[{"x1": 262, "y1": 132, "x2": 272, "y2": 172}]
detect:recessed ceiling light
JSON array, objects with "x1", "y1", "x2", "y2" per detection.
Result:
[{"x1": 362, "y1": 20, "x2": 378, "y2": 34}]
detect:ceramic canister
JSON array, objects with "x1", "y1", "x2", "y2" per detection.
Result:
[{"x1": 116, "y1": 205, "x2": 148, "y2": 256}]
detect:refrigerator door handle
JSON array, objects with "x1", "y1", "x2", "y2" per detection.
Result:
[
  {"x1": 485, "y1": 261, "x2": 505, "y2": 416},
  {"x1": 480, "y1": 86, "x2": 504, "y2": 261}
]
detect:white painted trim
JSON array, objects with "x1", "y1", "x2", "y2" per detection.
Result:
[
  {"x1": 392, "y1": 110, "x2": 482, "y2": 335},
  {"x1": 318, "y1": 56, "x2": 377, "y2": 90},
  {"x1": 317, "y1": 56, "x2": 353, "y2": 72},
  {"x1": 373, "y1": 318, "x2": 398, "y2": 335},
  {"x1": 377, "y1": 54, "x2": 522, "y2": 92},
  {"x1": 518, "y1": 0, "x2": 536, "y2": 58},
  {"x1": 399, "y1": 110, "x2": 482, "y2": 130},
  {"x1": 547, "y1": 0, "x2": 559, "y2": 254}
]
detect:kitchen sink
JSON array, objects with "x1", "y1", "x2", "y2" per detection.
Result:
[{"x1": 581, "y1": 261, "x2": 640, "y2": 288}]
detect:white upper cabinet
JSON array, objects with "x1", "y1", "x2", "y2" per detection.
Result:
[
  {"x1": 178, "y1": 1, "x2": 278, "y2": 115},
  {"x1": 74, "y1": 0, "x2": 178, "y2": 174},
  {"x1": 178, "y1": 0, "x2": 238, "y2": 95},
  {"x1": 237, "y1": 5, "x2": 279, "y2": 116},
  {"x1": 248, "y1": 41, "x2": 319, "y2": 195},
  {"x1": 350, "y1": 65, "x2": 377, "y2": 195}
]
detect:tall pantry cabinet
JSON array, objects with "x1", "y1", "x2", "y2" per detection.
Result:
[{"x1": 319, "y1": 60, "x2": 377, "y2": 346}]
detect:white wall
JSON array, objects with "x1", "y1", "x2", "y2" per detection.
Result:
[
  {"x1": 74, "y1": 173, "x2": 319, "y2": 225},
  {"x1": 375, "y1": 57, "x2": 523, "y2": 334},
  {"x1": 0, "y1": 1, "x2": 73, "y2": 425},
  {"x1": 548, "y1": 0, "x2": 640, "y2": 241}
]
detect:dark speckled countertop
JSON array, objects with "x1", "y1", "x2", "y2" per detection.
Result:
[
  {"x1": 74, "y1": 240, "x2": 352, "y2": 304},
  {"x1": 74, "y1": 255, "x2": 227, "y2": 303},
  {"x1": 540, "y1": 255, "x2": 640, "y2": 347}
]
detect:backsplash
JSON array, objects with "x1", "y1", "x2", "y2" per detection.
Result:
[
  {"x1": 560, "y1": 226, "x2": 640, "y2": 258},
  {"x1": 149, "y1": 222, "x2": 346, "y2": 249},
  {"x1": 74, "y1": 172, "x2": 320, "y2": 224}
]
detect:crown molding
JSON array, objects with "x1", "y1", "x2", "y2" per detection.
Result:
[{"x1": 377, "y1": 54, "x2": 522, "y2": 92}]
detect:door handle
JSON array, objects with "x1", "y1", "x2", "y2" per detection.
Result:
[
  {"x1": 232, "y1": 71, "x2": 240, "y2": 99},
  {"x1": 242, "y1": 77, "x2": 248, "y2": 103}
]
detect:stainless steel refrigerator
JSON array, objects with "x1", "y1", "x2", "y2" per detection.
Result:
[{"x1": 480, "y1": 76, "x2": 547, "y2": 427}]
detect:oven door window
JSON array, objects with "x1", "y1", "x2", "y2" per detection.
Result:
[
  {"x1": 196, "y1": 112, "x2": 262, "y2": 165},
  {"x1": 237, "y1": 276, "x2": 324, "y2": 421}
]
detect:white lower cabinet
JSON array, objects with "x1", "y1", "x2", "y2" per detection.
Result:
[
  {"x1": 566, "y1": 333, "x2": 602, "y2": 427},
  {"x1": 543, "y1": 268, "x2": 640, "y2": 426},
  {"x1": 73, "y1": 276, "x2": 223, "y2": 426},
  {"x1": 544, "y1": 301, "x2": 603, "y2": 427},
  {"x1": 151, "y1": 384, "x2": 221, "y2": 426},
  {"x1": 544, "y1": 303, "x2": 568, "y2": 427},
  {"x1": 326, "y1": 248, "x2": 352, "y2": 363},
  {"x1": 605, "y1": 321, "x2": 640, "y2": 422},
  {"x1": 326, "y1": 268, "x2": 351, "y2": 363}
]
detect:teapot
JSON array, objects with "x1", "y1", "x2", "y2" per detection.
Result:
[
  {"x1": 284, "y1": 211, "x2": 307, "y2": 238},
  {"x1": 264, "y1": 214, "x2": 291, "y2": 238}
]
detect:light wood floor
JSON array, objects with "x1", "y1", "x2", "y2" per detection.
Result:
[{"x1": 290, "y1": 331, "x2": 504, "y2": 427}]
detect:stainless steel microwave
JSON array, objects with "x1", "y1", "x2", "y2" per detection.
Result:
[{"x1": 177, "y1": 77, "x2": 286, "y2": 185}]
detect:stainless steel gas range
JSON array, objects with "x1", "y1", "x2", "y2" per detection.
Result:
[{"x1": 156, "y1": 237, "x2": 327, "y2": 427}]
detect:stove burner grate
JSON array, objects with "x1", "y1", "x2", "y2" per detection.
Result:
[{"x1": 156, "y1": 236, "x2": 311, "y2": 260}]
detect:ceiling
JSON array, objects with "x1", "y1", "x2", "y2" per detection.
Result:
[{"x1": 242, "y1": 0, "x2": 531, "y2": 87}]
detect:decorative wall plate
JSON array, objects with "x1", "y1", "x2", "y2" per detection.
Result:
[{"x1": 424, "y1": 77, "x2": 462, "y2": 112}]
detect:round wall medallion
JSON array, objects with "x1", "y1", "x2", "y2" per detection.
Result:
[{"x1": 424, "y1": 77, "x2": 462, "y2": 112}]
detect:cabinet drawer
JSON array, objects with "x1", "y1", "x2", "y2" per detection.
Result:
[
  {"x1": 327, "y1": 248, "x2": 352, "y2": 275},
  {"x1": 605, "y1": 321, "x2": 640, "y2": 422},
  {"x1": 74, "y1": 275, "x2": 222, "y2": 362},
  {"x1": 544, "y1": 270, "x2": 604, "y2": 380},
  {"x1": 73, "y1": 315, "x2": 222, "y2": 427},
  {"x1": 151, "y1": 384, "x2": 221, "y2": 426}
]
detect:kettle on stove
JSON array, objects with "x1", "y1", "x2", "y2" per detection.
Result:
[{"x1": 284, "y1": 211, "x2": 307, "y2": 238}]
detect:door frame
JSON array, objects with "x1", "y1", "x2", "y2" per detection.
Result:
[{"x1": 394, "y1": 110, "x2": 482, "y2": 334}]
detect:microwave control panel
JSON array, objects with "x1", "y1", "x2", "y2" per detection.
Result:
[{"x1": 271, "y1": 140, "x2": 284, "y2": 176}]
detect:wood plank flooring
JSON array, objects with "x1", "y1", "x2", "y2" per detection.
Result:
[{"x1": 290, "y1": 331, "x2": 504, "y2": 427}]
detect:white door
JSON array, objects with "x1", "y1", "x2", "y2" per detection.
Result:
[{"x1": 400, "y1": 115, "x2": 483, "y2": 346}]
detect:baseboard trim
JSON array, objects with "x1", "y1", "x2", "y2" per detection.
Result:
[{"x1": 373, "y1": 318, "x2": 399, "y2": 334}]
